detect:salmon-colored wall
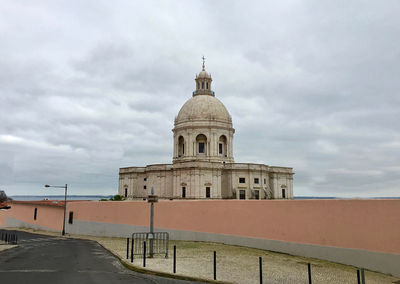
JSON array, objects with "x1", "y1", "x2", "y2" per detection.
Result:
[
  {"x1": 4, "y1": 203, "x2": 64, "y2": 231},
  {"x1": 3, "y1": 200, "x2": 400, "y2": 255},
  {"x1": 0, "y1": 210, "x2": 6, "y2": 226},
  {"x1": 67, "y1": 199, "x2": 400, "y2": 255}
]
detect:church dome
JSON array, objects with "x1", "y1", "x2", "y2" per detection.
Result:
[
  {"x1": 175, "y1": 95, "x2": 232, "y2": 124},
  {"x1": 197, "y1": 70, "x2": 211, "y2": 79},
  {"x1": 172, "y1": 58, "x2": 235, "y2": 164}
]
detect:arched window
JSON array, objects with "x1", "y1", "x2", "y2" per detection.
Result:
[
  {"x1": 178, "y1": 136, "x2": 185, "y2": 157},
  {"x1": 218, "y1": 135, "x2": 227, "y2": 156},
  {"x1": 196, "y1": 134, "x2": 207, "y2": 154},
  {"x1": 197, "y1": 82, "x2": 200, "y2": 89},
  {"x1": 206, "y1": 82, "x2": 209, "y2": 89},
  {"x1": 201, "y1": 82, "x2": 204, "y2": 89}
]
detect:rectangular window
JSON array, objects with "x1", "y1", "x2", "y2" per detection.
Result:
[
  {"x1": 239, "y1": 177, "x2": 245, "y2": 183},
  {"x1": 264, "y1": 178, "x2": 266, "y2": 184},
  {"x1": 282, "y1": 188, "x2": 286, "y2": 199},
  {"x1": 254, "y1": 178, "x2": 259, "y2": 184},
  {"x1": 199, "y1": 142, "x2": 205, "y2": 153},
  {"x1": 202, "y1": 82, "x2": 204, "y2": 89},
  {"x1": 144, "y1": 185, "x2": 147, "y2": 190},
  {"x1": 206, "y1": 187, "x2": 211, "y2": 198},
  {"x1": 124, "y1": 188, "x2": 128, "y2": 198},
  {"x1": 219, "y1": 143, "x2": 223, "y2": 154},
  {"x1": 34, "y1": 208, "x2": 37, "y2": 220},
  {"x1": 239, "y1": 190, "x2": 246, "y2": 200},
  {"x1": 254, "y1": 190, "x2": 259, "y2": 200},
  {"x1": 206, "y1": 82, "x2": 209, "y2": 89},
  {"x1": 144, "y1": 178, "x2": 147, "y2": 181},
  {"x1": 68, "y1": 211, "x2": 74, "y2": 224},
  {"x1": 182, "y1": 187, "x2": 186, "y2": 198},
  {"x1": 182, "y1": 144, "x2": 185, "y2": 154}
]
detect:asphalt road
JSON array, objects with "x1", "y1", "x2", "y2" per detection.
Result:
[{"x1": 0, "y1": 230, "x2": 203, "y2": 284}]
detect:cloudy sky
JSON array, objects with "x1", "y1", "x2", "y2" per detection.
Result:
[{"x1": 1, "y1": 1, "x2": 399, "y2": 197}]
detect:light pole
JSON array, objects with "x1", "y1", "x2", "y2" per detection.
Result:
[
  {"x1": 149, "y1": 187, "x2": 154, "y2": 258},
  {"x1": 44, "y1": 184, "x2": 67, "y2": 235},
  {"x1": 147, "y1": 187, "x2": 158, "y2": 258}
]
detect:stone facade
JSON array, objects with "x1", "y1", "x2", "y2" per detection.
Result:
[{"x1": 119, "y1": 62, "x2": 294, "y2": 199}]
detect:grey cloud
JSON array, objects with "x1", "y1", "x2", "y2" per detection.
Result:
[{"x1": 0, "y1": 1, "x2": 399, "y2": 197}]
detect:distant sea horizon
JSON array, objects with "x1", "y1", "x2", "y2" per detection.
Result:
[
  {"x1": 10, "y1": 195, "x2": 114, "y2": 201},
  {"x1": 9, "y1": 195, "x2": 400, "y2": 201}
]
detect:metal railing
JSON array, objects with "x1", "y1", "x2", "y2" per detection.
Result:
[
  {"x1": 131, "y1": 232, "x2": 169, "y2": 258},
  {"x1": 0, "y1": 231, "x2": 18, "y2": 244}
]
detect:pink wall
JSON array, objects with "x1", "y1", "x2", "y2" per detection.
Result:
[
  {"x1": 67, "y1": 199, "x2": 400, "y2": 255},
  {"x1": 2, "y1": 200, "x2": 399, "y2": 255},
  {"x1": 5, "y1": 202, "x2": 64, "y2": 231},
  {"x1": 0, "y1": 210, "x2": 6, "y2": 227}
]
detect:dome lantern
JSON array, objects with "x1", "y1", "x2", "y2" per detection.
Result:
[{"x1": 194, "y1": 56, "x2": 213, "y2": 97}]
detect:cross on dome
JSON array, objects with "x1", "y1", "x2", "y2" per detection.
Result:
[{"x1": 194, "y1": 56, "x2": 213, "y2": 96}]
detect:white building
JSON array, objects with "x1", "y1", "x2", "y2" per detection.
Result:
[{"x1": 119, "y1": 62, "x2": 294, "y2": 200}]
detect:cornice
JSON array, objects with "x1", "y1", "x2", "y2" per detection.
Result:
[{"x1": 173, "y1": 124, "x2": 235, "y2": 133}]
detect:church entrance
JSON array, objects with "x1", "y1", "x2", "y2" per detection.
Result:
[
  {"x1": 239, "y1": 190, "x2": 246, "y2": 200},
  {"x1": 206, "y1": 187, "x2": 211, "y2": 198}
]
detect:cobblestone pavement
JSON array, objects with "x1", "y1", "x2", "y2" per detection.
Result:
[{"x1": 101, "y1": 238, "x2": 399, "y2": 284}]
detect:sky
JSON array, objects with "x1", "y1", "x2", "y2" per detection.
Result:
[{"x1": 0, "y1": 1, "x2": 399, "y2": 197}]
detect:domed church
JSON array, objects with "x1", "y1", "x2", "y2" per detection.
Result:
[{"x1": 119, "y1": 61, "x2": 294, "y2": 200}]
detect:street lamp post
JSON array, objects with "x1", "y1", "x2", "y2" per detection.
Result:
[
  {"x1": 149, "y1": 187, "x2": 154, "y2": 258},
  {"x1": 44, "y1": 184, "x2": 68, "y2": 235},
  {"x1": 147, "y1": 187, "x2": 158, "y2": 258}
]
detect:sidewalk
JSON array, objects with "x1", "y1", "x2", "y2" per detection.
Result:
[{"x1": 107, "y1": 239, "x2": 398, "y2": 284}]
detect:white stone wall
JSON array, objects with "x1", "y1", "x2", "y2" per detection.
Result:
[
  {"x1": 172, "y1": 164, "x2": 223, "y2": 199},
  {"x1": 269, "y1": 167, "x2": 294, "y2": 199},
  {"x1": 230, "y1": 164, "x2": 270, "y2": 200},
  {"x1": 119, "y1": 163, "x2": 293, "y2": 200},
  {"x1": 119, "y1": 165, "x2": 173, "y2": 199},
  {"x1": 119, "y1": 167, "x2": 146, "y2": 198}
]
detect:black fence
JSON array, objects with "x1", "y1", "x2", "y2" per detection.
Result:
[
  {"x1": 0, "y1": 231, "x2": 18, "y2": 245},
  {"x1": 130, "y1": 232, "x2": 169, "y2": 258}
]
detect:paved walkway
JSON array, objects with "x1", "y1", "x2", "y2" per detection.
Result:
[
  {"x1": 0, "y1": 230, "x2": 203, "y2": 284},
  {"x1": 101, "y1": 238, "x2": 399, "y2": 284}
]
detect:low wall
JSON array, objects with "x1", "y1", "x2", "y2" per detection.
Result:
[
  {"x1": 1, "y1": 201, "x2": 64, "y2": 232},
  {"x1": 1, "y1": 199, "x2": 399, "y2": 277},
  {"x1": 0, "y1": 210, "x2": 6, "y2": 227}
]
